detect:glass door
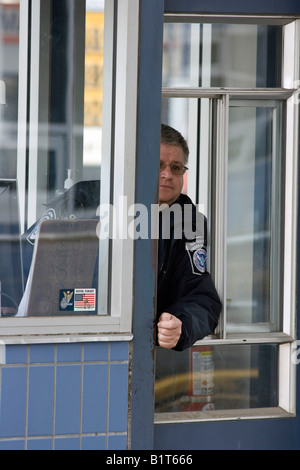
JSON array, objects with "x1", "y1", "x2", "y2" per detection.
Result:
[{"x1": 154, "y1": 10, "x2": 299, "y2": 450}]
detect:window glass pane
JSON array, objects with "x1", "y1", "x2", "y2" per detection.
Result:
[
  {"x1": 0, "y1": 0, "x2": 109, "y2": 318},
  {"x1": 163, "y1": 23, "x2": 191, "y2": 87},
  {"x1": 163, "y1": 23, "x2": 282, "y2": 88},
  {"x1": 159, "y1": 16, "x2": 293, "y2": 422},
  {"x1": 0, "y1": 1, "x2": 22, "y2": 316},
  {"x1": 226, "y1": 101, "x2": 283, "y2": 332},
  {"x1": 161, "y1": 96, "x2": 191, "y2": 199},
  {"x1": 161, "y1": 96, "x2": 213, "y2": 217},
  {"x1": 155, "y1": 344, "x2": 278, "y2": 412},
  {"x1": 0, "y1": 2, "x2": 19, "y2": 177}
]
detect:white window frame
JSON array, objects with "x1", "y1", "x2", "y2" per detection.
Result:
[
  {"x1": 0, "y1": 0, "x2": 139, "y2": 343},
  {"x1": 155, "y1": 15, "x2": 300, "y2": 424}
]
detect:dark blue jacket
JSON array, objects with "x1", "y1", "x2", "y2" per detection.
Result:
[{"x1": 157, "y1": 194, "x2": 222, "y2": 351}]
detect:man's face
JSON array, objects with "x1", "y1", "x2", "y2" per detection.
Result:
[{"x1": 159, "y1": 143, "x2": 185, "y2": 206}]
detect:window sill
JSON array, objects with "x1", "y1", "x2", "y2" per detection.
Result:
[
  {"x1": 0, "y1": 314, "x2": 133, "y2": 342},
  {"x1": 154, "y1": 407, "x2": 295, "y2": 424},
  {"x1": 0, "y1": 332, "x2": 133, "y2": 345},
  {"x1": 194, "y1": 332, "x2": 294, "y2": 345}
]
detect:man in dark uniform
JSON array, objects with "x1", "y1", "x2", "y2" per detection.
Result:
[{"x1": 157, "y1": 124, "x2": 221, "y2": 351}]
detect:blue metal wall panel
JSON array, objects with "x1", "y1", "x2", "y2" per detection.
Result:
[
  {"x1": 164, "y1": 0, "x2": 300, "y2": 14},
  {"x1": 129, "y1": 0, "x2": 164, "y2": 450},
  {"x1": 154, "y1": 417, "x2": 300, "y2": 450}
]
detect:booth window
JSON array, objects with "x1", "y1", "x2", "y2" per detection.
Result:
[
  {"x1": 0, "y1": 0, "x2": 139, "y2": 340},
  {"x1": 155, "y1": 18, "x2": 299, "y2": 421}
]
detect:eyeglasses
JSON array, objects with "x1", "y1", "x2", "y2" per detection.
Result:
[{"x1": 160, "y1": 161, "x2": 188, "y2": 175}]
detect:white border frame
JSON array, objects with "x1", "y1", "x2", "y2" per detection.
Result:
[
  {"x1": 17, "y1": 0, "x2": 29, "y2": 233},
  {"x1": 155, "y1": 15, "x2": 300, "y2": 423},
  {"x1": 0, "y1": 0, "x2": 139, "y2": 343}
]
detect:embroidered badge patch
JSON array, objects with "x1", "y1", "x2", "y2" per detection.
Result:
[
  {"x1": 185, "y1": 236, "x2": 207, "y2": 275},
  {"x1": 193, "y1": 248, "x2": 206, "y2": 273}
]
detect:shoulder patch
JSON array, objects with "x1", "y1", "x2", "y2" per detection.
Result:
[
  {"x1": 193, "y1": 248, "x2": 206, "y2": 273},
  {"x1": 185, "y1": 238, "x2": 207, "y2": 275}
]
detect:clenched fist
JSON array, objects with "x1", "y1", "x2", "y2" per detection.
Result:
[{"x1": 157, "y1": 312, "x2": 182, "y2": 349}]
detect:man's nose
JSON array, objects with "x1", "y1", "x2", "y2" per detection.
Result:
[{"x1": 160, "y1": 164, "x2": 173, "y2": 178}]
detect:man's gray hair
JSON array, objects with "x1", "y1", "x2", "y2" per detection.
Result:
[{"x1": 161, "y1": 123, "x2": 189, "y2": 164}]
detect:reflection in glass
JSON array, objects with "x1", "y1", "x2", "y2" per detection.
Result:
[
  {"x1": 163, "y1": 23, "x2": 191, "y2": 87},
  {"x1": 163, "y1": 23, "x2": 282, "y2": 88},
  {"x1": 0, "y1": 180, "x2": 23, "y2": 317},
  {"x1": 0, "y1": 1, "x2": 19, "y2": 179},
  {"x1": 0, "y1": 1, "x2": 22, "y2": 317},
  {"x1": 161, "y1": 96, "x2": 213, "y2": 215},
  {"x1": 226, "y1": 103, "x2": 283, "y2": 331},
  {"x1": 83, "y1": 2, "x2": 104, "y2": 180},
  {"x1": 0, "y1": 0, "x2": 107, "y2": 318},
  {"x1": 155, "y1": 344, "x2": 278, "y2": 412}
]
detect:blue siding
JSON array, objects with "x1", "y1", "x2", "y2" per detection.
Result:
[
  {"x1": 164, "y1": 0, "x2": 300, "y2": 14},
  {"x1": 154, "y1": 417, "x2": 300, "y2": 450},
  {"x1": 0, "y1": 342, "x2": 129, "y2": 450},
  {"x1": 0, "y1": 367, "x2": 27, "y2": 438},
  {"x1": 28, "y1": 366, "x2": 55, "y2": 436}
]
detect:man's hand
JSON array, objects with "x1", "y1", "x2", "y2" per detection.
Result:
[{"x1": 157, "y1": 312, "x2": 182, "y2": 349}]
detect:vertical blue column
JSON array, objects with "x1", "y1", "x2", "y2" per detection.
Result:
[{"x1": 130, "y1": 0, "x2": 164, "y2": 450}]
